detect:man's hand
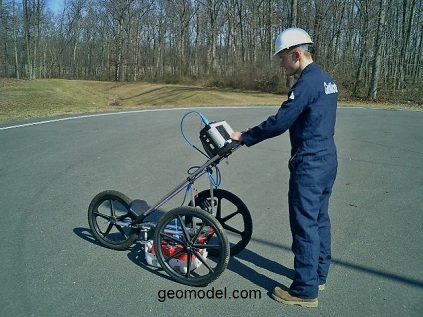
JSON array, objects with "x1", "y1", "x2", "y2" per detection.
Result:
[{"x1": 231, "y1": 131, "x2": 243, "y2": 144}]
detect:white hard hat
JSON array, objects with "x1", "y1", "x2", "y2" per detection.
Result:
[{"x1": 273, "y1": 28, "x2": 313, "y2": 56}]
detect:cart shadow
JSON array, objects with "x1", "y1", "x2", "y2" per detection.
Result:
[
  {"x1": 74, "y1": 226, "x2": 295, "y2": 288},
  {"x1": 127, "y1": 241, "x2": 177, "y2": 283},
  {"x1": 73, "y1": 226, "x2": 176, "y2": 283},
  {"x1": 227, "y1": 248, "x2": 295, "y2": 292},
  {"x1": 74, "y1": 204, "x2": 177, "y2": 283},
  {"x1": 73, "y1": 227, "x2": 104, "y2": 247}
]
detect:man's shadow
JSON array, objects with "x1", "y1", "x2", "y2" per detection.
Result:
[{"x1": 228, "y1": 247, "x2": 295, "y2": 292}]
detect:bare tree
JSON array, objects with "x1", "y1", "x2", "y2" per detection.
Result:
[
  {"x1": 368, "y1": 0, "x2": 386, "y2": 100},
  {"x1": 201, "y1": 0, "x2": 224, "y2": 75},
  {"x1": 285, "y1": 0, "x2": 297, "y2": 88},
  {"x1": 397, "y1": 0, "x2": 417, "y2": 89},
  {"x1": 352, "y1": 0, "x2": 371, "y2": 98},
  {"x1": 12, "y1": 0, "x2": 20, "y2": 79},
  {"x1": 23, "y1": 0, "x2": 34, "y2": 79}
]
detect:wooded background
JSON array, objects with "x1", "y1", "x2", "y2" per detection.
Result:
[{"x1": 0, "y1": 0, "x2": 422, "y2": 103}]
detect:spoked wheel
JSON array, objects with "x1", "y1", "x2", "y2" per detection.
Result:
[
  {"x1": 191, "y1": 189, "x2": 252, "y2": 256},
  {"x1": 153, "y1": 206, "x2": 229, "y2": 287},
  {"x1": 88, "y1": 190, "x2": 139, "y2": 251}
]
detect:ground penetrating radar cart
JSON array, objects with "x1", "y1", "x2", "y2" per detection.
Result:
[{"x1": 88, "y1": 112, "x2": 252, "y2": 286}]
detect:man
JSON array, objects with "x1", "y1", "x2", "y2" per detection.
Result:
[{"x1": 231, "y1": 28, "x2": 338, "y2": 308}]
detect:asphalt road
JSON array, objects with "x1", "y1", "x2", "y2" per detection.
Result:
[{"x1": 1, "y1": 107, "x2": 422, "y2": 317}]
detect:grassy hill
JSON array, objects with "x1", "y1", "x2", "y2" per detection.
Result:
[{"x1": 0, "y1": 79, "x2": 418, "y2": 124}]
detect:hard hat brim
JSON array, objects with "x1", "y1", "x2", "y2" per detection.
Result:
[{"x1": 272, "y1": 41, "x2": 313, "y2": 59}]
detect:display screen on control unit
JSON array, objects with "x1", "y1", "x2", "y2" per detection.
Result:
[{"x1": 216, "y1": 125, "x2": 230, "y2": 141}]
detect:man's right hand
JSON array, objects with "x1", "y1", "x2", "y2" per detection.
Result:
[{"x1": 231, "y1": 131, "x2": 243, "y2": 144}]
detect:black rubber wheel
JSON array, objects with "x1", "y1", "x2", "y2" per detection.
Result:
[
  {"x1": 153, "y1": 206, "x2": 229, "y2": 287},
  {"x1": 88, "y1": 190, "x2": 139, "y2": 251},
  {"x1": 191, "y1": 189, "x2": 252, "y2": 256}
]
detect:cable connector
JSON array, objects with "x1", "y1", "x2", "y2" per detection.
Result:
[{"x1": 199, "y1": 113, "x2": 209, "y2": 125}]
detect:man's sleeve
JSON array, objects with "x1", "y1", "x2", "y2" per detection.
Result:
[{"x1": 242, "y1": 84, "x2": 310, "y2": 147}]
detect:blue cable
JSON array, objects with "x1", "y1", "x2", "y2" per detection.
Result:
[
  {"x1": 206, "y1": 166, "x2": 221, "y2": 188},
  {"x1": 180, "y1": 111, "x2": 210, "y2": 158},
  {"x1": 180, "y1": 183, "x2": 191, "y2": 206},
  {"x1": 180, "y1": 111, "x2": 222, "y2": 196}
]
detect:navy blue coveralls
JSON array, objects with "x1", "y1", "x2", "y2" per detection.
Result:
[{"x1": 241, "y1": 62, "x2": 338, "y2": 299}]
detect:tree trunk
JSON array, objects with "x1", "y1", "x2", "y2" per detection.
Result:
[
  {"x1": 368, "y1": 0, "x2": 386, "y2": 100},
  {"x1": 23, "y1": 0, "x2": 34, "y2": 79},
  {"x1": 396, "y1": 0, "x2": 417, "y2": 89},
  {"x1": 11, "y1": 0, "x2": 20, "y2": 79},
  {"x1": 286, "y1": 0, "x2": 297, "y2": 88},
  {"x1": 352, "y1": 0, "x2": 369, "y2": 98}
]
